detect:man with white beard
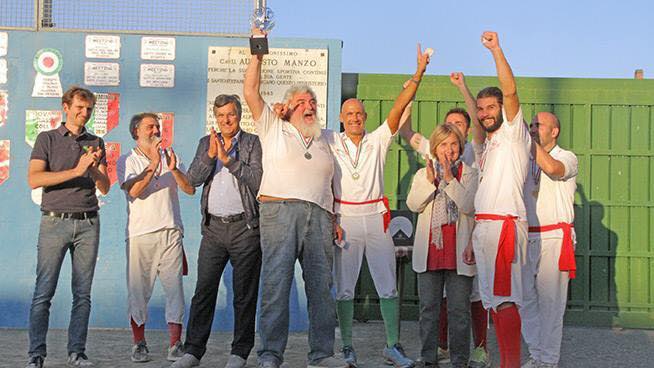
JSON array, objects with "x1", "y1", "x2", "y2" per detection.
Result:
[{"x1": 243, "y1": 29, "x2": 347, "y2": 368}]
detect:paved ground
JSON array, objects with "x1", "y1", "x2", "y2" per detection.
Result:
[{"x1": 2, "y1": 321, "x2": 653, "y2": 367}]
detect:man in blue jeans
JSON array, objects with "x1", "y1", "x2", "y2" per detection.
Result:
[
  {"x1": 25, "y1": 86, "x2": 110, "y2": 368},
  {"x1": 243, "y1": 29, "x2": 347, "y2": 368}
]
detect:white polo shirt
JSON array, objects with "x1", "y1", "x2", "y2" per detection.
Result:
[
  {"x1": 324, "y1": 121, "x2": 394, "y2": 216},
  {"x1": 474, "y1": 107, "x2": 531, "y2": 221},
  {"x1": 117, "y1": 149, "x2": 184, "y2": 239},
  {"x1": 255, "y1": 104, "x2": 335, "y2": 213},
  {"x1": 525, "y1": 145, "x2": 578, "y2": 238}
]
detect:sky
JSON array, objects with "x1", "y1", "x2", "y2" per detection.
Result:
[{"x1": 272, "y1": 0, "x2": 654, "y2": 79}]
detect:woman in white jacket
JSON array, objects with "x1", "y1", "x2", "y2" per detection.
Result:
[{"x1": 407, "y1": 123, "x2": 478, "y2": 368}]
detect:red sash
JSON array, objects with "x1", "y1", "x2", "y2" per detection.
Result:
[
  {"x1": 334, "y1": 196, "x2": 390, "y2": 232},
  {"x1": 528, "y1": 222, "x2": 576, "y2": 279},
  {"x1": 475, "y1": 213, "x2": 519, "y2": 296},
  {"x1": 182, "y1": 248, "x2": 188, "y2": 276}
]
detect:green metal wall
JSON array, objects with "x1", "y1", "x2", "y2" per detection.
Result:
[{"x1": 352, "y1": 74, "x2": 654, "y2": 329}]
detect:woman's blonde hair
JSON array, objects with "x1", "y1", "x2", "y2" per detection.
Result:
[{"x1": 429, "y1": 122, "x2": 465, "y2": 160}]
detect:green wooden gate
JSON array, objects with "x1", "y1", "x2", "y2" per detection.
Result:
[{"x1": 351, "y1": 73, "x2": 654, "y2": 329}]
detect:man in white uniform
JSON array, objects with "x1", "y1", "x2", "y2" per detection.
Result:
[
  {"x1": 117, "y1": 113, "x2": 195, "y2": 363},
  {"x1": 520, "y1": 112, "x2": 578, "y2": 368},
  {"x1": 471, "y1": 32, "x2": 531, "y2": 368},
  {"x1": 325, "y1": 47, "x2": 429, "y2": 368},
  {"x1": 398, "y1": 73, "x2": 490, "y2": 367},
  {"x1": 243, "y1": 29, "x2": 347, "y2": 368}
]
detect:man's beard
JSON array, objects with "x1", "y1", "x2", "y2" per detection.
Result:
[
  {"x1": 297, "y1": 120, "x2": 321, "y2": 139},
  {"x1": 482, "y1": 113, "x2": 503, "y2": 133}
]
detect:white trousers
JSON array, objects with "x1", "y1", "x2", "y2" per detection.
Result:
[
  {"x1": 520, "y1": 236, "x2": 570, "y2": 364},
  {"x1": 472, "y1": 220, "x2": 528, "y2": 311},
  {"x1": 334, "y1": 213, "x2": 397, "y2": 300},
  {"x1": 127, "y1": 227, "x2": 185, "y2": 326}
]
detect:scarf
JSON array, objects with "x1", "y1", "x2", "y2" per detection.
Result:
[{"x1": 429, "y1": 159, "x2": 461, "y2": 249}]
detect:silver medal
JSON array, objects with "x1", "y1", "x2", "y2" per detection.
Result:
[{"x1": 304, "y1": 152, "x2": 312, "y2": 160}]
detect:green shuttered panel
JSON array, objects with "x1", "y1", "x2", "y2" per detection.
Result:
[{"x1": 353, "y1": 74, "x2": 654, "y2": 328}]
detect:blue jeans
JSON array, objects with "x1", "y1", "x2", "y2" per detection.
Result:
[
  {"x1": 418, "y1": 270, "x2": 472, "y2": 368},
  {"x1": 257, "y1": 201, "x2": 336, "y2": 365},
  {"x1": 28, "y1": 215, "x2": 100, "y2": 358}
]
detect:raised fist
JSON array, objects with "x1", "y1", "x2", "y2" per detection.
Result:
[{"x1": 481, "y1": 31, "x2": 500, "y2": 50}]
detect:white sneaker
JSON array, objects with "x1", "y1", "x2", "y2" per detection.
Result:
[
  {"x1": 522, "y1": 358, "x2": 541, "y2": 368},
  {"x1": 225, "y1": 354, "x2": 247, "y2": 368},
  {"x1": 171, "y1": 353, "x2": 200, "y2": 368},
  {"x1": 307, "y1": 355, "x2": 349, "y2": 368},
  {"x1": 167, "y1": 341, "x2": 185, "y2": 362},
  {"x1": 67, "y1": 353, "x2": 94, "y2": 367}
]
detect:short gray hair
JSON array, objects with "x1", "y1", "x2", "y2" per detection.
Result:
[
  {"x1": 283, "y1": 84, "x2": 317, "y2": 104},
  {"x1": 213, "y1": 94, "x2": 242, "y2": 119}
]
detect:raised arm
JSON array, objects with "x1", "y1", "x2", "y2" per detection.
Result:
[
  {"x1": 386, "y1": 45, "x2": 430, "y2": 134},
  {"x1": 532, "y1": 141, "x2": 566, "y2": 179},
  {"x1": 164, "y1": 148, "x2": 195, "y2": 195},
  {"x1": 482, "y1": 31, "x2": 520, "y2": 122},
  {"x1": 450, "y1": 72, "x2": 485, "y2": 145},
  {"x1": 243, "y1": 29, "x2": 267, "y2": 121}
]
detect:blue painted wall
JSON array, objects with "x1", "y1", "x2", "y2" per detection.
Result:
[{"x1": 0, "y1": 30, "x2": 342, "y2": 331}]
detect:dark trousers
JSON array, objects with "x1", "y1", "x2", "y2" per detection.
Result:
[{"x1": 184, "y1": 216, "x2": 261, "y2": 360}]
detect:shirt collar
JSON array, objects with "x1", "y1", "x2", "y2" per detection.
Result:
[
  {"x1": 219, "y1": 129, "x2": 241, "y2": 144},
  {"x1": 57, "y1": 122, "x2": 89, "y2": 138}
]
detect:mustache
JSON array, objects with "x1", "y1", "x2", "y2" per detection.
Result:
[{"x1": 482, "y1": 114, "x2": 503, "y2": 133}]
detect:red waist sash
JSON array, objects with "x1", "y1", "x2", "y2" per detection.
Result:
[
  {"x1": 528, "y1": 222, "x2": 576, "y2": 279},
  {"x1": 475, "y1": 213, "x2": 519, "y2": 296}
]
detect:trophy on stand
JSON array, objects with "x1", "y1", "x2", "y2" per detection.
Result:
[{"x1": 250, "y1": 0, "x2": 275, "y2": 55}]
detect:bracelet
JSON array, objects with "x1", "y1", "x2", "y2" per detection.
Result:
[{"x1": 410, "y1": 78, "x2": 420, "y2": 85}]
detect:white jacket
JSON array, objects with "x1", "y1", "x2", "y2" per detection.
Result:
[{"x1": 407, "y1": 163, "x2": 478, "y2": 276}]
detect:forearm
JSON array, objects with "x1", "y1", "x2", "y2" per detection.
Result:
[
  {"x1": 491, "y1": 47, "x2": 520, "y2": 120},
  {"x1": 387, "y1": 69, "x2": 425, "y2": 131},
  {"x1": 459, "y1": 84, "x2": 485, "y2": 144},
  {"x1": 187, "y1": 150, "x2": 216, "y2": 187},
  {"x1": 243, "y1": 55, "x2": 265, "y2": 120},
  {"x1": 28, "y1": 168, "x2": 81, "y2": 189},
  {"x1": 533, "y1": 142, "x2": 565, "y2": 178},
  {"x1": 398, "y1": 103, "x2": 415, "y2": 143},
  {"x1": 89, "y1": 166, "x2": 110, "y2": 195},
  {"x1": 126, "y1": 166, "x2": 157, "y2": 198},
  {"x1": 171, "y1": 169, "x2": 195, "y2": 195}
]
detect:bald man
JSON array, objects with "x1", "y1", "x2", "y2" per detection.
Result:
[
  {"x1": 322, "y1": 47, "x2": 430, "y2": 368},
  {"x1": 520, "y1": 112, "x2": 578, "y2": 368}
]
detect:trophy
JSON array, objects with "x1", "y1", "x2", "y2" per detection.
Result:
[{"x1": 250, "y1": 1, "x2": 275, "y2": 55}]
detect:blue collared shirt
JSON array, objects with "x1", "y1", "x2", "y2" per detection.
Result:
[{"x1": 207, "y1": 131, "x2": 245, "y2": 216}]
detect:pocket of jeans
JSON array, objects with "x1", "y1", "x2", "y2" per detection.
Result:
[{"x1": 260, "y1": 202, "x2": 282, "y2": 219}]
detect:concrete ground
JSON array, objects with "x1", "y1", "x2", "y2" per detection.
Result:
[{"x1": 2, "y1": 321, "x2": 653, "y2": 367}]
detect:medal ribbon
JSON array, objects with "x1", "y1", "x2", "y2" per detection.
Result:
[
  {"x1": 340, "y1": 132, "x2": 364, "y2": 173},
  {"x1": 291, "y1": 124, "x2": 313, "y2": 154}
]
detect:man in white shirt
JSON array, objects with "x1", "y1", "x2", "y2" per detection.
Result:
[
  {"x1": 243, "y1": 29, "x2": 347, "y2": 368},
  {"x1": 116, "y1": 113, "x2": 195, "y2": 363},
  {"x1": 471, "y1": 32, "x2": 531, "y2": 368},
  {"x1": 520, "y1": 112, "x2": 578, "y2": 368},
  {"x1": 325, "y1": 47, "x2": 429, "y2": 368}
]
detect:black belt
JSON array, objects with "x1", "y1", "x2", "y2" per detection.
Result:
[
  {"x1": 42, "y1": 211, "x2": 98, "y2": 220},
  {"x1": 210, "y1": 213, "x2": 245, "y2": 223}
]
